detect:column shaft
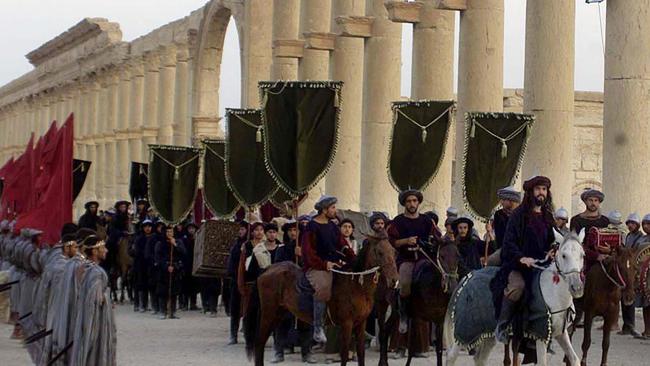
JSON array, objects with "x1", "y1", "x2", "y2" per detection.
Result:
[
  {"x1": 242, "y1": 0, "x2": 273, "y2": 107},
  {"x1": 129, "y1": 57, "x2": 145, "y2": 163},
  {"x1": 174, "y1": 44, "x2": 190, "y2": 146},
  {"x1": 116, "y1": 65, "x2": 132, "y2": 200},
  {"x1": 158, "y1": 45, "x2": 177, "y2": 145},
  {"x1": 143, "y1": 51, "x2": 160, "y2": 158}
]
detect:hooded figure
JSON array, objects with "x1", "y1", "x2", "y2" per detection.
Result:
[{"x1": 78, "y1": 201, "x2": 100, "y2": 231}]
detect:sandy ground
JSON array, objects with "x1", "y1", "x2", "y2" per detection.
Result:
[{"x1": 1, "y1": 303, "x2": 650, "y2": 365}]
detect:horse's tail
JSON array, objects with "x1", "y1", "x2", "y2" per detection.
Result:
[{"x1": 243, "y1": 282, "x2": 260, "y2": 361}]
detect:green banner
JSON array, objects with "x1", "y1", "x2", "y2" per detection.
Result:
[
  {"x1": 388, "y1": 100, "x2": 454, "y2": 192},
  {"x1": 148, "y1": 145, "x2": 201, "y2": 224},
  {"x1": 225, "y1": 109, "x2": 277, "y2": 207},
  {"x1": 260, "y1": 81, "x2": 342, "y2": 195},
  {"x1": 202, "y1": 140, "x2": 240, "y2": 218},
  {"x1": 462, "y1": 112, "x2": 534, "y2": 221}
]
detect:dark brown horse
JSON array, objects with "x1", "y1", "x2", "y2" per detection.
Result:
[
  {"x1": 244, "y1": 233, "x2": 399, "y2": 366},
  {"x1": 580, "y1": 246, "x2": 636, "y2": 366},
  {"x1": 405, "y1": 241, "x2": 460, "y2": 366},
  {"x1": 374, "y1": 263, "x2": 399, "y2": 366}
]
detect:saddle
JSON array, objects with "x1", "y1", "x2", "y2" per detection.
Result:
[{"x1": 451, "y1": 267, "x2": 552, "y2": 352}]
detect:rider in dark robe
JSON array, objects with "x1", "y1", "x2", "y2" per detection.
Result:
[
  {"x1": 493, "y1": 186, "x2": 521, "y2": 251},
  {"x1": 130, "y1": 219, "x2": 154, "y2": 312},
  {"x1": 77, "y1": 201, "x2": 100, "y2": 232},
  {"x1": 104, "y1": 201, "x2": 130, "y2": 274},
  {"x1": 493, "y1": 175, "x2": 556, "y2": 343},
  {"x1": 302, "y1": 196, "x2": 355, "y2": 344},
  {"x1": 453, "y1": 216, "x2": 487, "y2": 277},
  {"x1": 154, "y1": 225, "x2": 187, "y2": 319},
  {"x1": 70, "y1": 236, "x2": 116, "y2": 366},
  {"x1": 387, "y1": 189, "x2": 434, "y2": 335}
]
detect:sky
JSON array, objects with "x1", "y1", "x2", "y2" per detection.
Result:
[{"x1": 0, "y1": 0, "x2": 607, "y2": 116}]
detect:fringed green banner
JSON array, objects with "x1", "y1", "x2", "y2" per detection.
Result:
[
  {"x1": 202, "y1": 139, "x2": 240, "y2": 218},
  {"x1": 259, "y1": 80, "x2": 342, "y2": 195},
  {"x1": 462, "y1": 112, "x2": 534, "y2": 221},
  {"x1": 225, "y1": 109, "x2": 278, "y2": 207},
  {"x1": 388, "y1": 100, "x2": 454, "y2": 192},
  {"x1": 148, "y1": 145, "x2": 201, "y2": 225}
]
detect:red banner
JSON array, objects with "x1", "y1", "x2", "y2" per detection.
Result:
[{"x1": 15, "y1": 115, "x2": 74, "y2": 244}]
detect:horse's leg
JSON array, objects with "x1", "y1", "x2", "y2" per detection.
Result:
[
  {"x1": 474, "y1": 338, "x2": 496, "y2": 366},
  {"x1": 512, "y1": 337, "x2": 521, "y2": 366},
  {"x1": 556, "y1": 329, "x2": 579, "y2": 366},
  {"x1": 535, "y1": 340, "x2": 548, "y2": 366},
  {"x1": 434, "y1": 320, "x2": 443, "y2": 366},
  {"x1": 405, "y1": 320, "x2": 414, "y2": 366},
  {"x1": 446, "y1": 343, "x2": 461, "y2": 366},
  {"x1": 600, "y1": 313, "x2": 614, "y2": 366},
  {"x1": 255, "y1": 311, "x2": 280, "y2": 366},
  {"x1": 504, "y1": 342, "x2": 512, "y2": 366},
  {"x1": 377, "y1": 307, "x2": 389, "y2": 366},
  {"x1": 580, "y1": 311, "x2": 594, "y2": 366},
  {"x1": 354, "y1": 320, "x2": 367, "y2": 366},
  {"x1": 339, "y1": 321, "x2": 353, "y2": 366}
]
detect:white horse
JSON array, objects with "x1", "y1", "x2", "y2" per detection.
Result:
[{"x1": 445, "y1": 229, "x2": 586, "y2": 366}]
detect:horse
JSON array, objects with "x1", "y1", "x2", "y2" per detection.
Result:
[
  {"x1": 404, "y1": 241, "x2": 461, "y2": 366},
  {"x1": 244, "y1": 232, "x2": 399, "y2": 366},
  {"x1": 446, "y1": 229, "x2": 586, "y2": 366},
  {"x1": 374, "y1": 260, "x2": 398, "y2": 366},
  {"x1": 110, "y1": 235, "x2": 133, "y2": 303},
  {"x1": 578, "y1": 246, "x2": 636, "y2": 366}
]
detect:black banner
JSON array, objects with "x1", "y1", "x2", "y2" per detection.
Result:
[
  {"x1": 203, "y1": 139, "x2": 239, "y2": 218},
  {"x1": 72, "y1": 159, "x2": 91, "y2": 201}
]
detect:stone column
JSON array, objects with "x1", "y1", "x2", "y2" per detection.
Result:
[
  {"x1": 602, "y1": 0, "x2": 650, "y2": 214},
  {"x1": 325, "y1": 1, "x2": 368, "y2": 211},
  {"x1": 75, "y1": 86, "x2": 87, "y2": 160},
  {"x1": 297, "y1": 0, "x2": 334, "y2": 213},
  {"x1": 41, "y1": 95, "x2": 52, "y2": 133},
  {"x1": 158, "y1": 45, "x2": 177, "y2": 145},
  {"x1": 33, "y1": 97, "x2": 43, "y2": 137},
  {"x1": 241, "y1": 0, "x2": 273, "y2": 107},
  {"x1": 143, "y1": 50, "x2": 160, "y2": 158},
  {"x1": 129, "y1": 56, "x2": 145, "y2": 163},
  {"x1": 521, "y1": 0, "x2": 575, "y2": 212},
  {"x1": 453, "y1": 0, "x2": 504, "y2": 210},
  {"x1": 173, "y1": 44, "x2": 190, "y2": 146},
  {"x1": 272, "y1": 0, "x2": 303, "y2": 80},
  {"x1": 87, "y1": 81, "x2": 100, "y2": 202},
  {"x1": 360, "y1": 0, "x2": 402, "y2": 215},
  {"x1": 104, "y1": 69, "x2": 119, "y2": 203},
  {"x1": 116, "y1": 64, "x2": 132, "y2": 200}
]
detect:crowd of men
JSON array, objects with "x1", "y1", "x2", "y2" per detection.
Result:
[{"x1": 3, "y1": 174, "x2": 650, "y2": 364}]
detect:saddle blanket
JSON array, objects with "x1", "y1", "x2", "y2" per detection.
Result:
[{"x1": 451, "y1": 267, "x2": 551, "y2": 350}]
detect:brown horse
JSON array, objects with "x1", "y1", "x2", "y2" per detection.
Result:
[
  {"x1": 405, "y1": 241, "x2": 460, "y2": 366},
  {"x1": 374, "y1": 263, "x2": 399, "y2": 366},
  {"x1": 244, "y1": 232, "x2": 399, "y2": 366},
  {"x1": 110, "y1": 236, "x2": 133, "y2": 303},
  {"x1": 580, "y1": 246, "x2": 636, "y2": 366}
]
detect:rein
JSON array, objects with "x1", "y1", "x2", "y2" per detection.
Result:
[
  {"x1": 599, "y1": 260, "x2": 626, "y2": 289},
  {"x1": 330, "y1": 266, "x2": 380, "y2": 285},
  {"x1": 418, "y1": 247, "x2": 459, "y2": 293}
]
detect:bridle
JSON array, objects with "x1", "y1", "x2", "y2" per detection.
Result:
[
  {"x1": 418, "y1": 245, "x2": 459, "y2": 293},
  {"x1": 599, "y1": 259, "x2": 627, "y2": 290}
]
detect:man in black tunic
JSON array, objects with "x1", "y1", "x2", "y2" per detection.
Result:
[
  {"x1": 226, "y1": 220, "x2": 248, "y2": 345},
  {"x1": 493, "y1": 186, "x2": 521, "y2": 251},
  {"x1": 494, "y1": 176, "x2": 556, "y2": 343},
  {"x1": 387, "y1": 189, "x2": 434, "y2": 334},
  {"x1": 453, "y1": 217, "x2": 487, "y2": 276},
  {"x1": 130, "y1": 219, "x2": 155, "y2": 312},
  {"x1": 154, "y1": 225, "x2": 186, "y2": 319},
  {"x1": 78, "y1": 201, "x2": 100, "y2": 232},
  {"x1": 569, "y1": 189, "x2": 609, "y2": 235}
]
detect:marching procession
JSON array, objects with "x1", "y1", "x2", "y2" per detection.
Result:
[{"x1": 3, "y1": 177, "x2": 650, "y2": 365}]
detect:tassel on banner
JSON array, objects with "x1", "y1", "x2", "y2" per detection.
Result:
[
  {"x1": 256, "y1": 128, "x2": 262, "y2": 143},
  {"x1": 470, "y1": 121, "x2": 476, "y2": 138},
  {"x1": 359, "y1": 275, "x2": 364, "y2": 286},
  {"x1": 334, "y1": 91, "x2": 340, "y2": 108},
  {"x1": 174, "y1": 167, "x2": 180, "y2": 180},
  {"x1": 421, "y1": 129, "x2": 427, "y2": 143},
  {"x1": 139, "y1": 164, "x2": 144, "y2": 175},
  {"x1": 81, "y1": 163, "x2": 85, "y2": 173},
  {"x1": 501, "y1": 140, "x2": 508, "y2": 159}
]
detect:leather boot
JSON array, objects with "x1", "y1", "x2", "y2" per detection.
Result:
[
  {"x1": 398, "y1": 296, "x2": 409, "y2": 334},
  {"x1": 312, "y1": 301, "x2": 327, "y2": 343},
  {"x1": 495, "y1": 298, "x2": 516, "y2": 344}
]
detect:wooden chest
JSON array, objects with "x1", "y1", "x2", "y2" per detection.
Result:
[
  {"x1": 193, "y1": 220, "x2": 240, "y2": 278},
  {"x1": 586, "y1": 227, "x2": 623, "y2": 252}
]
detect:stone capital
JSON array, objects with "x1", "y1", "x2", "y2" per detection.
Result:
[
  {"x1": 303, "y1": 32, "x2": 337, "y2": 51},
  {"x1": 128, "y1": 56, "x2": 145, "y2": 77},
  {"x1": 272, "y1": 39, "x2": 305, "y2": 58},
  {"x1": 141, "y1": 126, "x2": 159, "y2": 138},
  {"x1": 335, "y1": 16, "x2": 375, "y2": 38},
  {"x1": 436, "y1": 0, "x2": 467, "y2": 11},
  {"x1": 175, "y1": 43, "x2": 190, "y2": 62},
  {"x1": 158, "y1": 44, "x2": 178, "y2": 67},
  {"x1": 385, "y1": 1, "x2": 423, "y2": 23},
  {"x1": 143, "y1": 51, "x2": 160, "y2": 72}
]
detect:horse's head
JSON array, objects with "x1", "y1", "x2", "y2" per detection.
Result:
[
  {"x1": 436, "y1": 241, "x2": 460, "y2": 294},
  {"x1": 362, "y1": 231, "x2": 399, "y2": 289},
  {"x1": 553, "y1": 228, "x2": 586, "y2": 298},
  {"x1": 611, "y1": 246, "x2": 636, "y2": 306}
]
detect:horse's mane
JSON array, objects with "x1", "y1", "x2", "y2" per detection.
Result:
[{"x1": 352, "y1": 230, "x2": 389, "y2": 272}]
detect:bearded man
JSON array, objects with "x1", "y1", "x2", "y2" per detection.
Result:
[
  {"x1": 78, "y1": 201, "x2": 100, "y2": 232},
  {"x1": 494, "y1": 176, "x2": 556, "y2": 343},
  {"x1": 570, "y1": 189, "x2": 609, "y2": 235}
]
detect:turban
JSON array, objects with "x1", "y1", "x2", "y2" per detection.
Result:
[
  {"x1": 554, "y1": 207, "x2": 569, "y2": 220},
  {"x1": 607, "y1": 210, "x2": 622, "y2": 225},
  {"x1": 423, "y1": 210, "x2": 439, "y2": 225},
  {"x1": 523, "y1": 175, "x2": 551, "y2": 191},
  {"x1": 369, "y1": 212, "x2": 389, "y2": 227},
  {"x1": 497, "y1": 186, "x2": 521, "y2": 203},
  {"x1": 264, "y1": 223, "x2": 279, "y2": 233},
  {"x1": 314, "y1": 195, "x2": 338, "y2": 212},
  {"x1": 626, "y1": 213, "x2": 641, "y2": 225},
  {"x1": 643, "y1": 214, "x2": 650, "y2": 223},
  {"x1": 398, "y1": 190, "x2": 423, "y2": 206},
  {"x1": 446, "y1": 206, "x2": 459, "y2": 218},
  {"x1": 84, "y1": 201, "x2": 99, "y2": 210},
  {"x1": 580, "y1": 189, "x2": 604, "y2": 203},
  {"x1": 451, "y1": 216, "x2": 474, "y2": 232}
]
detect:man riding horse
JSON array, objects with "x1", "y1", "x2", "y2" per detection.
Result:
[
  {"x1": 387, "y1": 189, "x2": 437, "y2": 334},
  {"x1": 494, "y1": 175, "x2": 557, "y2": 343},
  {"x1": 301, "y1": 195, "x2": 356, "y2": 344}
]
